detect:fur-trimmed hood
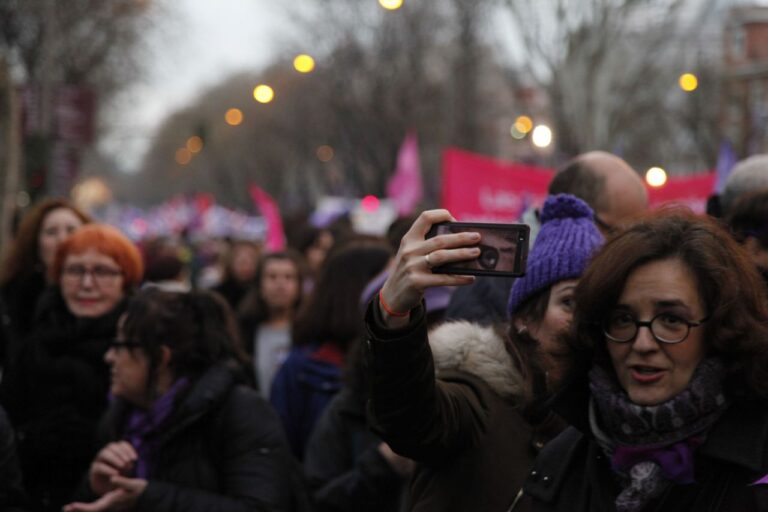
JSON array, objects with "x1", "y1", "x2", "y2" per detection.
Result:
[{"x1": 429, "y1": 320, "x2": 524, "y2": 400}]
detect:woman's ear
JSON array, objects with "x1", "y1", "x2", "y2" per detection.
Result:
[
  {"x1": 513, "y1": 317, "x2": 528, "y2": 335},
  {"x1": 159, "y1": 345, "x2": 173, "y2": 369}
]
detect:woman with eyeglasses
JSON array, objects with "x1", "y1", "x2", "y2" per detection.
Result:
[
  {"x1": 63, "y1": 288, "x2": 299, "y2": 512},
  {"x1": 520, "y1": 209, "x2": 768, "y2": 511},
  {"x1": 0, "y1": 224, "x2": 143, "y2": 512}
]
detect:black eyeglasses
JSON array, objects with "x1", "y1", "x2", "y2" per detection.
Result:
[
  {"x1": 603, "y1": 312, "x2": 709, "y2": 344},
  {"x1": 108, "y1": 339, "x2": 143, "y2": 351},
  {"x1": 62, "y1": 265, "x2": 123, "y2": 285}
]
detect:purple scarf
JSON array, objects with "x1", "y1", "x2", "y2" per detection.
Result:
[
  {"x1": 589, "y1": 359, "x2": 730, "y2": 512},
  {"x1": 123, "y1": 377, "x2": 190, "y2": 478}
]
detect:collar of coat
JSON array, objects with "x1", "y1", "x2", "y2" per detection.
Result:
[{"x1": 428, "y1": 320, "x2": 524, "y2": 400}]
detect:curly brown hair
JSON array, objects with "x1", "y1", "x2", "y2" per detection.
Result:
[{"x1": 571, "y1": 207, "x2": 768, "y2": 403}]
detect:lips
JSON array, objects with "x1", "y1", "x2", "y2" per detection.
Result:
[{"x1": 629, "y1": 365, "x2": 666, "y2": 384}]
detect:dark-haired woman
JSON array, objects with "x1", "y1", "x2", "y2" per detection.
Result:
[
  {"x1": 238, "y1": 251, "x2": 304, "y2": 397},
  {"x1": 0, "y1": 197, "x2": 90, "y2": 370},
  {"x1": 522, "y1": 209, "x2": 768, "y2": 511},
  {"x1": 0, "y1": 224, "x2": 142, "y2": 511},
  {"x1": 64, "y1": 288, "x2": 297, "y2": 512},
  {"x1": 270, "y1": 242, "x2": 391, "y2": 460},
  {"x1": 364, "y1": 195, "x2": 604, "y2": 511}
]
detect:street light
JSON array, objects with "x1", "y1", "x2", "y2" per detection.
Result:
[
  {"x1": 531, "y1": 125, "x2": 553, "y2": 148},
  {"x1": 514, "y1": 115, "x2": 533, "y2": 134},
  {"x1": 294, "y1": 54, "x2": 316, "y2": 73},
  {"x1": 679, "y1": 73, "x2": 698, "y2": 92},
  {"x1": 175, "y1": 148, "x2": 192, "y2": 165},
  {"x1": 316, "y1": 145, "x2": 334, "y2": 162},
  {"x1": 379, "y1": 0, "x2": 404, "y2": 10},
  {"x1": 645, "y1": 167, "x2": 668, "y2": 187},
  {"x1": 186, "y1": 135, "x2": 203, "y2": 154},
  {"x1": 253, "y1": 85, "x2": 275, "y2": 104},
  {"x1": 225, "y1": 108, "x2": 244, "y2": 126}
]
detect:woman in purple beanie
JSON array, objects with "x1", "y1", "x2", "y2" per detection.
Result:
[{"x1": 364, "y1": 194, "x2": 604, "y2": 512}]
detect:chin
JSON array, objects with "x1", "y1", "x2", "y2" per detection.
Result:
[{"x1": 627, "y1": 388, "x2": 672, "y2": 406}]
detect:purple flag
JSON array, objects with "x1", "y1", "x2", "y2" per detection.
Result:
[
  {"x1": 249, "y1": 184, "x2": 286, "y2": 251},
  {"x1": 714, "y1": 140, "x2": 737, "y2": 194},
  {"x1": 386, "y1": 131, "x2": 423, "y2": 216}
]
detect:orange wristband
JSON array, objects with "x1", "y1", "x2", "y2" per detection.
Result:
[{"x1": 378, "y1": 290, "x2": 410, "y2": 318}]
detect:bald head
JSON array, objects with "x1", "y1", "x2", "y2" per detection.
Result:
[{"x1": 549, "y1": 151, "x2": 648, "y2": 231}]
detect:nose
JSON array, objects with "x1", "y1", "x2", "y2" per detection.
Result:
[
  {"x1": 631, "y1": 324, "x2": 659, "y2": 353},
  {"x1": 104, "y1": 347, "x2": 115, "y2": 363},
  {"x1": 80, "y1": 271, "x2": 95, "y2": 287}
]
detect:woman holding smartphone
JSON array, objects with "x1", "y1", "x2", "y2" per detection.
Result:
[{"x1": 364, "y1": 194, "x2": 604, "y2": 512}]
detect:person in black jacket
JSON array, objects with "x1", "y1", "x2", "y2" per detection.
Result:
[
  {"x1": 521, "y1": 209, "x2": 768, "y2": 511},
  {"x1": 64, "y1": 288, "x2": 298, "y2": 512},
  {"x1": 0, "y1": 223, "x2": 143, "y2": 512},
  {"x1": 0, "y1": 197, "x2": 90, "y2": 372}
]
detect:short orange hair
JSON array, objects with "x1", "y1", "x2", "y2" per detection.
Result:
[{"x1": 51, "y1": 224, "x2": 144, "y2": 290}]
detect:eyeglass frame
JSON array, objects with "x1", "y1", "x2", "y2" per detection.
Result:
[
  {"x1": 602, "y1": 312, "x2": 709, "y2": 344},
  {"x1": 61, "y1": 264, "x2": 123, "y2": 286}
]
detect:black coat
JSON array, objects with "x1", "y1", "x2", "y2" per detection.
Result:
[
  {"x1": 83, "y1": 361, "x2": 302, "y2": 511},
  {"x1": 0, "y1": 288, "x2": 122, "y2": 512},
  {"x1": 304, "y1": 388, "x2": 408, "y2": 512},
  {"x1": 0, "y1": 271, "x2": 47, "y2": 371},
  {"x1": 0, "y1": 404, "x2": 30, "y2": 511},
  {"x1": 519, "y1": 370, "x2": 768, "y2": 511}
]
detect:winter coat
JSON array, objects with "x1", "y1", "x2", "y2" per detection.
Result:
[
  {"x1": 0, "y1": 288, "x2": 123, "y2": 512},
  {"x1": 80, "y1": 360, "x2": 303, "y2": 511},
  {"x1": 519, "y1": 372, "x2": 768, "y2": 511},
  {"x1": 270, "y1": 343, "x2": 344, "y2": 460},
  {"x1": 365, "y1": 301, "x2": 564, "y2": 512},
  {"x1": 0, "y1": 271, "x2": 47, "y2": 372},
  {"x1": 0, "y1": 405, "x2": 30, "y2": 511},
  {"x1": 304, "y1": 388, "x2": 410, "y2": 512}
]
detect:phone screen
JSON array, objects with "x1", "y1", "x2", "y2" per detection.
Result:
[{"x1": 426, "y1": 222, "x2": 529, "y2": 277}]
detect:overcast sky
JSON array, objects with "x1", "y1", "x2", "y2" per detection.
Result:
[{"x1": 100, "y1": 0, "x2": 291, "y2": 172}]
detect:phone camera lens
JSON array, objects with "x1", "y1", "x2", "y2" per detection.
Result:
[{"x1": 477, "y1": 245, "x2": 499, "y2": 270}]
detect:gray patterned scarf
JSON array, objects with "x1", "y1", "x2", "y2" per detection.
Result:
[{"x1": 588, "y1": 358, "x2": 729, "y2": 512}]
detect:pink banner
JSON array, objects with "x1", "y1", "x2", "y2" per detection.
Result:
[
  {"x1": 442, "y1": 147, "x2": 716, "y2": 219},
  {"x1": 647, "y1": 173, "x2": 716, "y2": 213},
  {"x1": 441, "y1": 147, "x2": 553, "y2": 221}
]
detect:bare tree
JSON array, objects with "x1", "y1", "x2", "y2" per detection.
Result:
[{"x1": 500, "y1": 0, "x2": 726, "y2": 171}]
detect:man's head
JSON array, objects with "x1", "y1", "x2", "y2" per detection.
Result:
[
  {"x1": 721, "y1": 154, "x2": 768, "y2": 216},
  {"x1": 548, "y1": 151, "x2": 648, "y2": 232}
]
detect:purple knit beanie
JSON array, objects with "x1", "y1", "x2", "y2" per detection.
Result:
[{"x1": 507, "y1": 194, "x2": 604, "y2": 316}]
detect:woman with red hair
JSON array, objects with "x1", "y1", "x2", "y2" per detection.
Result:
[{"x1": 0, "y1": 223, "x2": 143, "y2": 512}]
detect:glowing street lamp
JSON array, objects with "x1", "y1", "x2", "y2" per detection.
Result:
[
  {"x1": 294, "y1": 54, "x2": 316, "y2": 73},
  {"x1": 679, "y1": 73, "x2": 698, "y2": 92},
  {"x1": 316, "y1": 145, "x2": 334, "y2": 162},
  {"x1": 253, "y1": 85, "x2": 275, "y2": 104},
  {"x1": 175, "y1": 148, "x2": 192, "y2": 165},
  {"x1": 379, "y1": 0, "x2": 403, "y2": 10},
  {"x1": 225, "y1": 108, "x2": 244, "y2": 126},
  {"x1": 514, "y1": 115, "x2": 533, "y2": 134},
  {"x1": 531, "y1": 125, "x2": 553, "y2": 148},
  {"x1": 645, "y1": 167, "x2": 668, "y2": 187},
  {"x1": 186, "y1": 135, "x2": 203, "y2": 154}
]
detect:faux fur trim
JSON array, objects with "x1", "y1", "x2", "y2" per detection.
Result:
[{"x1": 429, "y1": 321, "x2": 524, "y2": 400}]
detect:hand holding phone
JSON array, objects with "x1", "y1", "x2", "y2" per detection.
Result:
[{"x1": 425, "y1": 222, "x2": 529, "y2": 277}]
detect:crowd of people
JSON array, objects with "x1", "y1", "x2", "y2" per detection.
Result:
[{"x1": 0, "y1": 150, "x2": 766, "y2": 511}]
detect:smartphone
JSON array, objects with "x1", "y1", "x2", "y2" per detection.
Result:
[{"x1": 425, "y1": 221, "x2": 530, "y2": 277}]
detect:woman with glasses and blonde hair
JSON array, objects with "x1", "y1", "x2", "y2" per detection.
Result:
[
  {"x1": 521, "y1": 209, "x2": 768, "y2": 511},
  {"x1": 0, "y1": 224, "x2": 143, "y2": 512}
]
